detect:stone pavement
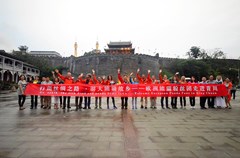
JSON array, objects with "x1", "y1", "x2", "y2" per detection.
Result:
[{"x1": 0, "y1": 92, "x2": 240, "y2": 158}]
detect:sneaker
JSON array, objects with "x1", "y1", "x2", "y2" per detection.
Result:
[
  {"x1": 67, "y1": 106, "x2": 71, "y2": 109},
  {"x1": 19, "y1": 107, "x2": 25, "y2": 110},
  {"x1": 141, "y1": 105, "x2": 144, "y2": 109},
  {"x1": 95, "y1": 106, "x2": 98, "y2": 109},
  {"x1": 88, "y1": 106, "x2": 91, "y2": 109},
  {"x1": 113, "y1": 106, "x2": 117, "y2": 109},
  {"x1": 99, "y1": 106, "x2": 102, "y2": 109}
]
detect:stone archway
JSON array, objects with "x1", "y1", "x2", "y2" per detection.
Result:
[
  {"x1": 3, "y1": 71, "x2": 13, "y2": 82},
  {"x1": 0, "y1": 71, "x2": 2, "y2": 81},
  {"x1": 14, "y1": 72, "x2": 19, "y2": 83}
]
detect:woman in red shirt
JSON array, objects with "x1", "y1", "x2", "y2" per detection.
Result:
[
  {"x1": 118, "y1": 68, "x2": 130, "y2": 109},
  {"x1": 55, "y1": 69, "x2": 74, "y2": 110},
  {"x1": 159, "y1": 69, "x2": 170, "y2": 109},
  {"x1": 137, "y1": 68, "x2": 151, "y2": 109},
  {"x1": 106, "y1": 75, "x2": 117, "y2": 109}
]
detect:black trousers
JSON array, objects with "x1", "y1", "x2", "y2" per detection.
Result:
[
  {"x1": 200, "y1": 97, "x2": 207, "y2": 108},
  {"x1": 180, "y1": 97, "x2": 186, "y2": 107},
  {"x1": 75, "y1": 96, "x2": 83, "y2": 108},
  {"x1": 84, "y1": 97, "x2": 91, "y2": 108},
  {"x1": 208, "y1": 97, "x2": 215, "y2": 108},
  {"x1": 231, "y1": 90, "x2": 236, "y2": 100},
  {"x1": 63, "y1": 96, "x2": 71, "y2": 108},
  {"x1": 121, "y1": 97, "x2": 128, "y2": 109},
  {"x1": 107, "y1": 97, "x2": 115, "y2": 107},
  {"x1": 171, "y1": 97, "x2": 177, "y2": 108},
  {"x1": 59, "y1": 96, "x2": 63, "y2": 105},
  {"x1": 18, "y1": 95, "x2": 26, "y2": 107},
  {"x1": 31, "y1": 95, "x2": 38, "y2": 108},
  {"x1": 189, "y1": 97, "x2": 195, "y2": 107},
  {"x1": 161, "y1": 97, "x2": 169, "y2": 108}
]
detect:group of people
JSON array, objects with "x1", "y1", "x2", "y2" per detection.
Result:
[{"x1": 17, "y1": 68, "x2": 235, "y2": 110}]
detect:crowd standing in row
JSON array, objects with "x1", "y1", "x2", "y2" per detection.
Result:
[{"x1": 17, "y1": 68, "x2": 236, "y2": 110}]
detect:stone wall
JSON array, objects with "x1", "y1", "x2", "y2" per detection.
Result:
[{"x1": 44, "y1": 54, "x2": 180, "y2": 79}]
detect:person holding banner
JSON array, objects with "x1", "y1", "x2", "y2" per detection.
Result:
[
  {"x1": 18, "y1": 75, "x2": 27, "y2": 110},
  {"x1": 199, "y1": 77, "x2": 208, "y2": 109},
  {"x1": 171, "y1": 73, "x2": 180, "y2": 109},
  {"x1": 78, "y1": 70, "x2": 94, "y2": 109},
  {"x1": 207, "y1": 75, "x2": 216, "y2": 108},
  {"x1": 137, "y1": 68, "x2": 151, "y2": 109},
  {"x1": 40, "y1": 77, "x2": 46, "y2": 108},
  {"x1": 189, "y1": 76, "x2": 197, "y2": 109},
  {"x1": 43, "y1": 77, "x2": 53, "y2": 109},
  {"x1": 106, "y1": 75, "x2": 117, "y2": 109},
  {"x1": 149, "y1": 72, "x2": 158, "y2": 109},
  {"x1": 118, "y1": 68, "x2": 129, "y2": 109},
  {"x1": 179, "y1": 76, "x2": 187, "y2": 109},
  {"x1": 30, "y1": 76, "x2": 41, "y2": 109},
  {"x1": 53, "y1": 77, "x2": 60, "y2": 109},
  {"x1": 93, "y1": 70, "x2": 105, "y2": 109},
  {"x1": 159, "y1": 69, "x2": 170, "y2": 109},
  {"x1": 215, "y1": 75, "x2": 226, "y2": 108},
  {"x1": 75, "y1": 74, "x2": 84, "y2": 110},
  {"x1": 55, "y1": 69, "x2": 74, "y2": 110},
  {"x1": 130, "y1": 72, "x2": 138, "y2": 109}
]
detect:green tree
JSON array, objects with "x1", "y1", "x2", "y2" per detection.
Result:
[{"x1": 187, "y1": 46, "x2": 201, "y2": 59}]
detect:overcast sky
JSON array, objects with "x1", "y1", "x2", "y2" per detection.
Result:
[{"x1": 0, "y1": 0, "x2": 240, "y2": 58}]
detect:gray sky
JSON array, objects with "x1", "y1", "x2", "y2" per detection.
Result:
[{"x1": 0, "y1": 0, "x2": 240, "y2": 58}]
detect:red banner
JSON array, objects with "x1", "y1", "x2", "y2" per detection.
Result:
[{"x1": 24, "y1": 84, "x2": 228, "y2": 97}]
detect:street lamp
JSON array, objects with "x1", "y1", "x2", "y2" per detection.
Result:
[{"x1": 229, "y1": 67, "x2": 240, "y2": 84}]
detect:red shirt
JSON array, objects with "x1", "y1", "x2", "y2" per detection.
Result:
[{"x1": 57, "y1": 73, "x2": 74, "y2": 84}]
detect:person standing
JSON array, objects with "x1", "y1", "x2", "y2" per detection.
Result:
[
  {"x1": 106, "y1": 75, "x2": 117, "y2": 109},
  {"x1": 224, "y1": 78, "x2": 232, "y2": 109},
  {"x1": 52, "y1": 71, "x2": 63, "y2": 108},
  {"x1": 43, "y1": 77, "x2": 53, "y2": 109},
  {"x1": 189, "y1": 76, "x2": 197, "y2": 109},
  {"x1": 215, "y1": 75, "x2": 226, "y2": 108},
  {"x1": 118, "y1": 68, "x2": 130, "y2": 109},
  {"x1": 93, "y1": 70, "x2": 105, "y2": 109},
  {"x1": 230, "y1": 82, "x2": 237, "y2": 100},
  {"x1": 53, "y1": 77, "x2": 60, "y2": 109},
  {"x1": 78, "y1": 70, "x2": 94, "y2": 109},
  {"x1": 207, "y1": 75, "x2": 216, "y2": 108},
  {"x1": 18, "y1": 75, "x2": 27, "y2": 110},
  {"x1": 137, "y1": 68, "x2": 151, "y2": 109},
  {"x1": 171, "y1": 73, "x2": 180, "y2": 109},
  {"x1": 40, "y1": 77, "x2": 46, "y2": 108},
  {"x1": 159, "y1": 69, "x2": 170, "y2": 109},
  {"x1": 149, "y1": 73, "x2": 158, "y2": 109},
  {"x1": 179, "y1": 76, "x2": 187, "y2": 109},
  {"x1": 75, "y1": 74, "x2": 84, "y2": 110},
  {"x1": 55, "y1": 69, "x2": 74, "y2": 109},
  {"x1": 30, "y1": 76, "x2": 41, "y2": 109},
  {"x1": 199, "y1": 77, "x2": 208, "y2": 109},
  {"x1": 129, "y1": 73, "x2": 138, "y2": 110}
]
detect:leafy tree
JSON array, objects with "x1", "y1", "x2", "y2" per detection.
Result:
[{"x1": 186, "y1": 46, "x2": 201, "y2": 59}]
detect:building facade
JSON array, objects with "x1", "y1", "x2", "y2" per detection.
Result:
[
  {"x1": 104, "y1": 41, "x2": 135, "y2": 54},
  {"x1": 0, "y1": 50, "x2": 40, "y2": 83},
  {"x1": 29, "y1": 51, "x2": 62, "y2": 57}
]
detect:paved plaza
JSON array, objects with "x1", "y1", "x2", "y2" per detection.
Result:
[{"x1": 0, "y1": 92, "x2": 240, "y2": 158}]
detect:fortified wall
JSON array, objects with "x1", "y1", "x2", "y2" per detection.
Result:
[{"x1": 45, "y1": 54, "x2": 180, "y2": 78}]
